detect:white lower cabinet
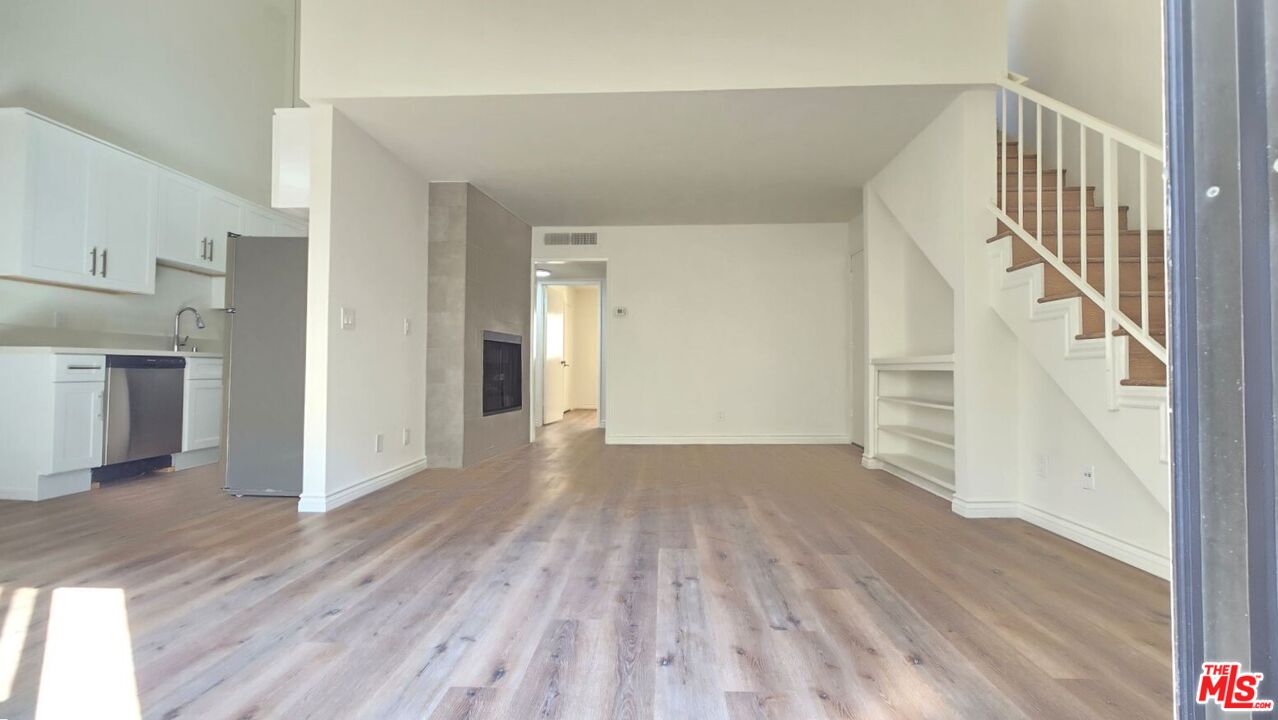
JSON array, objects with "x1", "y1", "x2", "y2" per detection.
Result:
[
  {"x1": 51, "y1": 379, "x2": 105, "y2": 473},
  {"x1": 0, "y1": 353, "x2": 105, "y2": 501},
  {"x1": 183, "y1": 360, "x2": 224, "y2": 451}
]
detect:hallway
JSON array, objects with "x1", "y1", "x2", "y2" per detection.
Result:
[{"x1": 0, "y1": 411, "x2": 1170, "y2": 719}]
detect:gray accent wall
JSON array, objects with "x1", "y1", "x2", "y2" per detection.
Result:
[{"x1": 426, "y1": 183, "x2": 531, "y2": 468}]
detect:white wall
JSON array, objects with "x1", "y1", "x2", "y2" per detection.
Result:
[
  {"x1": 301, "y1": 0, "x2": 1005, "y2": 100},
  {"x1": 566, "y1": 285, "x2": 601, "y2": 411},
  {"x1": 1008, "y1": 0, "x2": 1163, "y2": 147},
  {"x1": 1017, "y1": 356, "x2": 1171, "y2": 574},
  {"x1": 865, "y1": 91, "x2": 1019, "y2": 508},
  {"x1": 534, "y1": 224, "x2": 849, "y2": 444},
  {"x1": 1006, "y1": 0, "x2": 1165, "y2": 229},
  {"x1": 0, "y1": 268, "x2": 221, "y2": 351},
  {"x1": 848, "y1": 218, "x2": 866, "y2": 446},
  {"x1": 301, "y1": 106, "x2": 428, "y2": 511},
  {"x1": 0, "y1": 0, "x2": 297, "y2": 205}
]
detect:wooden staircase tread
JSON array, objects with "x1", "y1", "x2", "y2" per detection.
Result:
[
  {"x1": 1121, "y1": 377, "x2": 1168, "y2": 387},
  {"x1": 988, "y1": 228, "x2": 1166, "y2": 242},
  {"x1": 1009, "y1": 203, "x2": 1130, "y2": 212},
  {"x1": 1005, "y1": 184, "x2": 1096, "y2": 191},
  {"x1": 1007, "y1": 256, "x2": 1165, "y2": 272},
  {"x1": 1038, "y1": 288, "x2": 1168, "y2": 304},
  {"x1": 1075, "y1": 328, "x2": 1168, "y2": 341}
]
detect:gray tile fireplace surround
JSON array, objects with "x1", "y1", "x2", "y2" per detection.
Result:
[{"x1": 426, "y1": 182, "x2": 531, "y2": 468}]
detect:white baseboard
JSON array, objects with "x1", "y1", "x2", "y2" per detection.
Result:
[
  {"x1": 606, "y1": 434, "x2": 851, "y2": 446},
  {"x1": 947, "y1": 495, "x2": 1170, "y2": 579},
  {"x1": 298, "y1": 457, "x2": 429, "y2": 513},
  {"x1": 1018, "y1": 503, "x2": 1171, "y2": 580},
  {"x1": 951, "y1": 496, "x2": 1020, "y2": 518}
]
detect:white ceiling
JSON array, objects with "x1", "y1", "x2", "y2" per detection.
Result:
[{"x1": 335, "y1": 85, "x2": 964, "y2": 227}]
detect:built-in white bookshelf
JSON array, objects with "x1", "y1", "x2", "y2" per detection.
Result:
[{"x1": 863, "y1": 355, "x2": 955, "y2": 498}]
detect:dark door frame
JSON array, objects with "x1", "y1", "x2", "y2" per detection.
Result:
[{"x1": 1165, "y1": 0, "x2": 1277, "y2": 716}]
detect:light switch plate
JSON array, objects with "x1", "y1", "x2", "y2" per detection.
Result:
[
  {"x1": 403, "y1": 318, "x2": 411, "y2": 335},
  {"x1": 340, "y1": 307, "x2": 356, "y2": 329},
  {"x1": 375, "y1": 433, "x2": 384, "y2": 453}
]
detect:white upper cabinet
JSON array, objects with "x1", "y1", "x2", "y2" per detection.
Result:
[
  {"x1": 87, "y1": 143, "x2": 157, "y2": 294},
  {"x1": 26, "y1": 116, "x2": 92, "y2": 282},
  {"x1": 156, "y1": 171, "x2": 203, "y2": 270},
  {"x1": 197, "y1": 191, "x2": 239, "y2": 274},
  {"x1": 243, "y1": 206, "x2": 276, "y2": 237},
  {"x1": 156, "y1": 174, "x2": 241, "y2": 276},
  {"x1": 0, "y1": 110, "x2": 157, "y2": 294},
  {"x1": 0, "y1": 108, "x2": 301, "y2": 285},
  {"x1": 273, "y1": 218, "x2": 308, "y2": 237}
]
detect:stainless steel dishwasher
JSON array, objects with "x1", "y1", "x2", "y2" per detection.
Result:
[{"x1": 103, "y1": 355, "x2": 186, "y2": 465}]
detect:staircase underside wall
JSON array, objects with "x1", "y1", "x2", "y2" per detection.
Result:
[{"x1": 865, "y1": 89, "x2": 1170, "y2": 577}]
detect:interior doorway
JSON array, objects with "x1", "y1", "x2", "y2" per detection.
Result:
[{"x1": 532, "y1": 261, "x2": 605, "y2": 431}]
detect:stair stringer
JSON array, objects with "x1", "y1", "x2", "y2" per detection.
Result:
[{"x1": 986, "y1": 236, "x2": 1170, "y2": 511}]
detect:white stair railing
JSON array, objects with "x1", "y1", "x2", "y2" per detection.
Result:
[{"x1": 992, "y1": 78, "x2": 1167, "y2": 406}]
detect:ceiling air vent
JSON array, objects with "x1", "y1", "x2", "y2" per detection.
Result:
[{"x1": 544, "y1": 232, "x2": 598, "y2": 246}]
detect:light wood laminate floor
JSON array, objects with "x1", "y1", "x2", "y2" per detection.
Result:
[{"x1": 0, "y1": 410, "x2": 1171, "y2": 719}]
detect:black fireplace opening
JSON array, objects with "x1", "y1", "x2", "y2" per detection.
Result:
[{"x1": 482, "y1": 331, "x2": 523, "y2": 416}]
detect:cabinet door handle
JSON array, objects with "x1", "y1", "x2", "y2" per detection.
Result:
[
  {"x1": 90, "y1": 247, "x2": 98, "y2": 275},
  {"x1": 66, "y1": 365, "x2": 102, "y2": 371},
  {"x1": 208, "y1": 238, "x2": 214, "y2": 263},
  {"x1": 101, "y1": 248, "x2": 108, "y2": 277},
  {"x1": 200, "y1": 238, "x2": 207, "y2": 260}
]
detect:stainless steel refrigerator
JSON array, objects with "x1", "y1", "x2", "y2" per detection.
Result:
[{"x1": 221, "y1": 234, "x2": 307, "y2": 496}]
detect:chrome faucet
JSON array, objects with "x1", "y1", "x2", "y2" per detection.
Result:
[{"x1": 174, "y1": 306, "x2": 205, "y2": 352}]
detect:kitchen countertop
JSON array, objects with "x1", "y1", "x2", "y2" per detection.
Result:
[{"x1": 0, "y1": 346, "x2": 223, "y2": 359}]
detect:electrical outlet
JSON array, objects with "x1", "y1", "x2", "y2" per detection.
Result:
[
  {"x1": 52, "y1": 311, "x2": 66, "y2": 329},
  {"x1": 340, "y1": 307, "x2": 356, "y2": 329},
  {"x1": 1082, "y1": 465, "x2": 1096, "y2": 490},
  {"x1": 402, "y1": 428, "x2": 410, "y2": 446},
  {"x1": 715, "y1": 411, "x2": 726, "y2": 423},
  {"x1": 1036, "y1": 454, "x2": 1049, "y2": 481},
  {"x1": 375, "y1": 433, "x2": 384, "y2": 453}
]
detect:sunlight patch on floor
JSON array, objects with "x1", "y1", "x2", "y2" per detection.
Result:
[
  {"x1": 35, "y1": 588, "x2": 141, "y2": 720},
  {"x1": 0, "y1": 586, "x2": 36, "y2": 702}
]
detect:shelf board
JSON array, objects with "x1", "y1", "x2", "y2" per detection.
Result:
[
  {"x1": 879, "y1": 425, "x2": 956, "y2": 450},
  {"x1": 877, "y1": 396, "x2": 955, "y2": 411},
  {"x1": 877, "y1": 453, "x2": 956, "y2": 490},
  {"x1": 870, "y1": 354, "x2": 955, "y2": 371}
]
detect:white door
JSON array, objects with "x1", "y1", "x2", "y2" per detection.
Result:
[
  {"x1": 87, "y1": 145, "x2": 157, "y2": 293},
  {"x1": 183, "y1": 378, "x2": 223, "y2": 451},
  {"x1": 543, "y1": 285, "x2": 568, "y2": 424},
  {"x1": 51, "y1": 382, "x2": 104, "y2": 473},
  {"x1": 157, "y1": 170, "x2": 202, "y2": 268},
  {"x1": 198, "y1": 191, "x2": 240, "y2": 274},
  {"x1": 27, "y1": 118, "x2": 92, "y2": 283}
]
